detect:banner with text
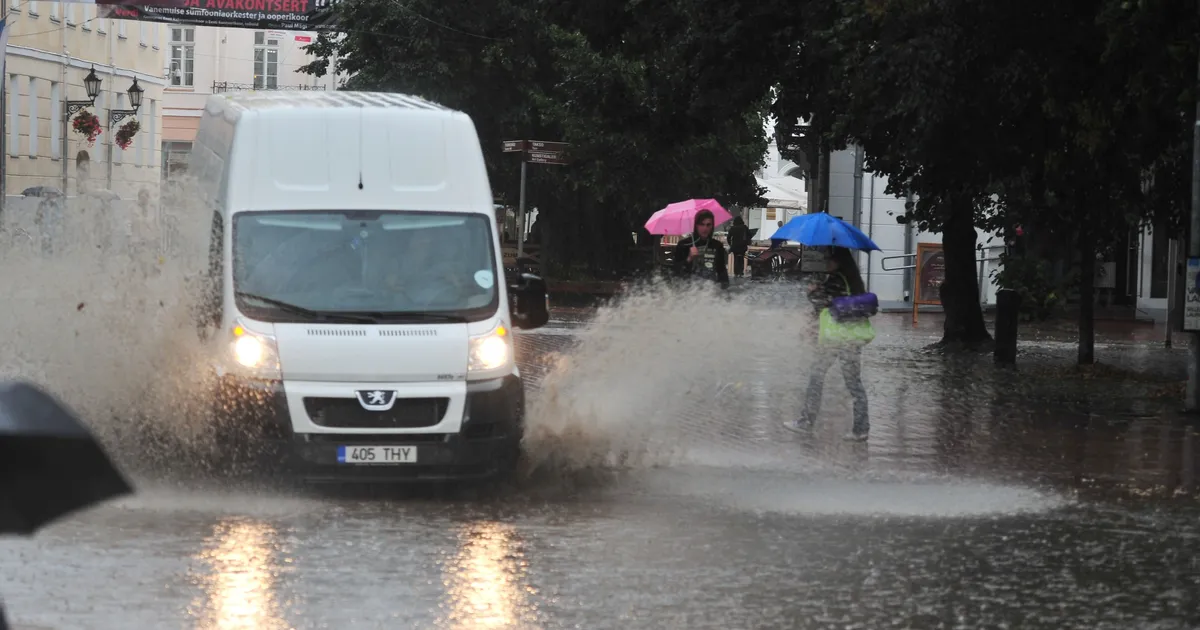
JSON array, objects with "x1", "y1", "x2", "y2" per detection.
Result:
[{"x1": 92, "y1": 0, "x2": 339, "y2": 31}]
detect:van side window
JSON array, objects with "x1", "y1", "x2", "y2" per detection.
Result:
[{"x1": 198, "y1": 210, "x2": 224, "y2": 331}]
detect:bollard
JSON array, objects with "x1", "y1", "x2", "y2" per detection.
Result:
[{"x1": 994, "y1": 288, "x2": 1021, "y2": 365}]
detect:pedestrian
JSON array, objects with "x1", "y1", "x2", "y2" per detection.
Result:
[
  {"x1": 673, "y1": 209, "x2": 729, "y2": 288},
  {"x1": 770, "y1": 219, "x2": 786, "y2": 249},
  {"x1": 727, "y1": 216, "x2": 750, "y2": 277},
  {"x1": 788, "y1": 246, "x2": 873, "y2": 440}
]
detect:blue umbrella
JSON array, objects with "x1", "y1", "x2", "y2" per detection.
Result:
[{"x1": 772, "y1": 212, "x2": 881, "y2": 251}]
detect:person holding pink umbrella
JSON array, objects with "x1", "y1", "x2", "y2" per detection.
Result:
[
  {"x1": 672, "y1": 209, "x2": 729, "y2": 288},
  {"x1": 645, "y1": 199, "x2": 732, "y2": 289}
]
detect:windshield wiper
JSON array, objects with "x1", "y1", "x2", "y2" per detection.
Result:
[
  {"x1": 359, "y1": 312, "x2": 469, "y2": 324},
  {"x1": 234, "y1": 292, "x2": 378, "y2": 324}
]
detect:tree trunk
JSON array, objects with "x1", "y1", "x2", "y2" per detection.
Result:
[
  {"x1": 1077, "y1": 201, "x2": 1096, "y2": 365},
  {"x1": 939, "y1": 196, "x2": 993, "y2": 348}
]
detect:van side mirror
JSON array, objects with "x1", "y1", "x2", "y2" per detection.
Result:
[{"x1": 508, "y1": 273, "x2": 549, "y2": 330}]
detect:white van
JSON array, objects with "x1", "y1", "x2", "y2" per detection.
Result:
[{"x1": 188, "y1": 91, "x2": 549, "y2": 481}]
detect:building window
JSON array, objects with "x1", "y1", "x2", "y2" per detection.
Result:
[
  {"x1": 170, "y1": 27, "x2": 195, "y2": 88},
  {"x1": 51, "y1": 81, "x2": 61, "y2": 159},
  {"x1": 162, "y1": 141, "x2": 191, "y2": 180},
  {"x1": 82, "y1": 4, "x2": 92, "y2": 30},
  {"x1": 26, "y1": 1, "x2": 37, "y2": 16},
  {"x1": 118, "y1": 18, "x2": 126, "y2": 38},
  {"x1": 27, "y1": 77, "x2": 37, "y2": 157},
  {"x1": 65, "y1": 3, "x2": 75, "y2": 26},
  {"x1": 7, "y1": 75, "x2": 19, "y2": 156},
  {"x1": 49, "y1": 0, "x2": 58, "y2": 21},
  {"x1": 253, "y1": 31, "x2": 280, "y2": 90},
  {"x1": 137, "y1": 100, "x2": 153, "y2": 166},
  {"x1": 148, "y1": 100, "x2": 157, "y2": 170}
]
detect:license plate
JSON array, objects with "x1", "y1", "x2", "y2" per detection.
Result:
[{"x1": 337, "y1": 445, "x2": 418, "y2": 465}]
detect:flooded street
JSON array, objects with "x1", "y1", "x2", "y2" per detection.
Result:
[{"x1": 2, "y1": 297, "x2": 1199, "y2": 629}]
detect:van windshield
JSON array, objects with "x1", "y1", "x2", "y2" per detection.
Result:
[{"x1": 232, "y1": 210, "x2": 498, "y2": 322}]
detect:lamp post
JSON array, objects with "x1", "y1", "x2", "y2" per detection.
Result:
[
  {"x1": 61, "y1": 66, "x2": 101, "y2": 195},
  {"x1": 106, "y1": 77, "x2": 143, "y2": 192},
  {"x1": 109, "y1": 77, "x2": 142, "y2": 126}
]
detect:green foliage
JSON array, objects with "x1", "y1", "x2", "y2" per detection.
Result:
[
  {"x1": 298, "y1": 0, "x2": 772, "y2": 275},
  {"x1": 993, "y1": 254, "x2": 1062, "y2": 322}
]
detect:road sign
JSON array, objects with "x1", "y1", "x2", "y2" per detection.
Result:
[
  {"x1": 502, "y1": 140, "x2": 528, "y2": 153},
  {"x1": 1186, "y1": 257, "x2": 1200, "y2": 331},
  {"x1": 528, "y1": 140, "x2": 569, "y2": 153},
  {"x1": 526, "y1": 151, "x2": 569, "y2": 165}
]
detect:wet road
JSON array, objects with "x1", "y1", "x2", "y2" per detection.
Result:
[{"x1": 3, "y1": 298, "x2": 1200, "y2": 629}]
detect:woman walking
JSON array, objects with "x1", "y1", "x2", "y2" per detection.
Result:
[{"x1": 787, "y1": 246, "x2": 872, "y2": 441}]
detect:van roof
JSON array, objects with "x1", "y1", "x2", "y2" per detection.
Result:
[
  {"x1": 203, "y1": 90, "x2": 493, "y2": 214},
  {"x1": 208, "y1": 90, "x2": 454, "y2": 117}
]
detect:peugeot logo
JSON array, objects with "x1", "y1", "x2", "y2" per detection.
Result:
[{"x1": 356, "y1": 389, "x2": 397, "y2": 411}]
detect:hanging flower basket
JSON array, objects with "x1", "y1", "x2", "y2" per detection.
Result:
[
  {"x1": 72, "y1": 111, "x2": 103, "y2": 147},
  {"x1": 115, "y1": 119, "x2": 141, "y2": 151}
]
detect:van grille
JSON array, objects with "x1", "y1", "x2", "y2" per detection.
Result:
[
  {"x1": 377, "y1": 329, "x2": 437, "y2": 337},
  {"x1": 305, "y1": 397, "x2": 449, "y2": 429},
  {"x1": 306, "y1": 328, "x2": 367, "y2": 337}
]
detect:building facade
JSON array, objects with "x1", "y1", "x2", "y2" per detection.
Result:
[
  {"x1": 3, "y1": 5, "x2": 166, "y2": 201},
  {"x1": 161, "y1": 26, "x2": 339, "y2": 179}
]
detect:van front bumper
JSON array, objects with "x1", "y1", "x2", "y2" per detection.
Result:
[{"x1": 214, "y1": 374, "x2": 524, "y2": 481}]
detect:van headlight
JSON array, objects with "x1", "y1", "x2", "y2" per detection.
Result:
[
  {"x1": 469, "y1": 322, "x2": 511, "y2": 374},
  {"x1": 230, "y1": 320, "x2": 280, "y2": 378}
]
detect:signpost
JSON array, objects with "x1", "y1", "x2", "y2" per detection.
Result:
[
  {"x1": 912, "y1": 242, "x2": 946, "y2": 324},
  {"x1": 1185, "y1": 257, "x2": 1200, "y2": 332},
  {"x1": 503, "y1": 139, "x2": 570, "y2": 258}
]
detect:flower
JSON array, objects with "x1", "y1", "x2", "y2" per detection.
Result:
[
  {"x1": 115, "y1": 119, "x2": 141, "y2": 151},
  {"x1": 71, "y1": 111, "x2": 103, "y2": 147}
]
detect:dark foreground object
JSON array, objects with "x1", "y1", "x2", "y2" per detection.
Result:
[
  {"x1": 994, "y1": 288, "x2": 1021, "y2": 365},
  {"x1": 0, "y1": 381, "x2": 133, "y2": 535}
]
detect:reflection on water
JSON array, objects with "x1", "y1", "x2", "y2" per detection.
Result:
[
  {"x1": 440, "y1": 521, "x2": 539, "y2": 629},
  {"x1": 189, "y1": 518, "x2": 289, "y2": 630}
]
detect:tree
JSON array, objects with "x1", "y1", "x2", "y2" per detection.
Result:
[
  {"x1": 780, "y1": 0, "x2": 1048, "y2": 348},
  {"x1": 772, "y1": 0, "x2": 1200, "y2": 358},
  {"x1": 300, "y1": 0, "x2": 774, "y2": 277},
  {"x1": 984, "y1": 0, "x2": 1199, "y2": 363}
]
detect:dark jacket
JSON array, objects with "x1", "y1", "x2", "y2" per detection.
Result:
[
  {"x1": 808, "y1": 272, "x2": 854, "y2": 313},
  {"x1": 727, "y1": 223, "x2": 751, "y2": 254},
  {"x1": 674, "y1": 235, "x2": 730, "y2": 288}
]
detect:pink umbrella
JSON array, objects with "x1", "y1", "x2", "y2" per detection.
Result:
[{"x1": 644, "y1": 199, "x2": 733, "y2": 236}]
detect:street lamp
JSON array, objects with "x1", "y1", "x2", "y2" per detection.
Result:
[
  {"x1": 65, "y1": 66, "x2": 101, "y2": 118},
  {"x1": 60, "y1": 67, "x2": 145, "y2": 194},
  {"x1": 126, "y1": 78, "x2": 143, "y2": 110},
  {"x1": 109, "y1": 77, "x2": 142, "y2": 126},
  {"x1": 82, "y1": 67, "x2": 101, "y2": 102}
]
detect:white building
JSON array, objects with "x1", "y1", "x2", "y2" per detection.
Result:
[
  {"x1": 741, "y1": 139, "x2": 807, "y2": 241},
  {"x1": 161, "y1": 27, "x2": 340, "y2": 178},
  {"x1": 1134, "y1": 224, "x2": 1175, "y2": 322},
  {"x1": 3, "y1": 9, "x2": 166, "y2": 202}
]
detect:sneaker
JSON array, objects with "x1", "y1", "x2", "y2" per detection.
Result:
[
  {"x1": 782, "y1": 419, "x2": 813, "y2": 433},
  {"x1": 842, "y1": 431, "x2": 869, "y2": 442}
]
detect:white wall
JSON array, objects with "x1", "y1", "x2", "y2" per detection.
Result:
[{"x1": 162, "y1": 26, "x2": 342, "y2": 148}]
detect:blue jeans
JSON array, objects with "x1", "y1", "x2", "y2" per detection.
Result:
[{"x1": 800, "y1": 346, "x2": 869, "y2": 435}]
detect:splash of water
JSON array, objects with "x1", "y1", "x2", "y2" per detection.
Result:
[
  {"x1": 522, "y1": 278, "x2": 827, "y2": 475},
  {"x1": 0, "y1": 180, "x2": 222, "y2": 474}
]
